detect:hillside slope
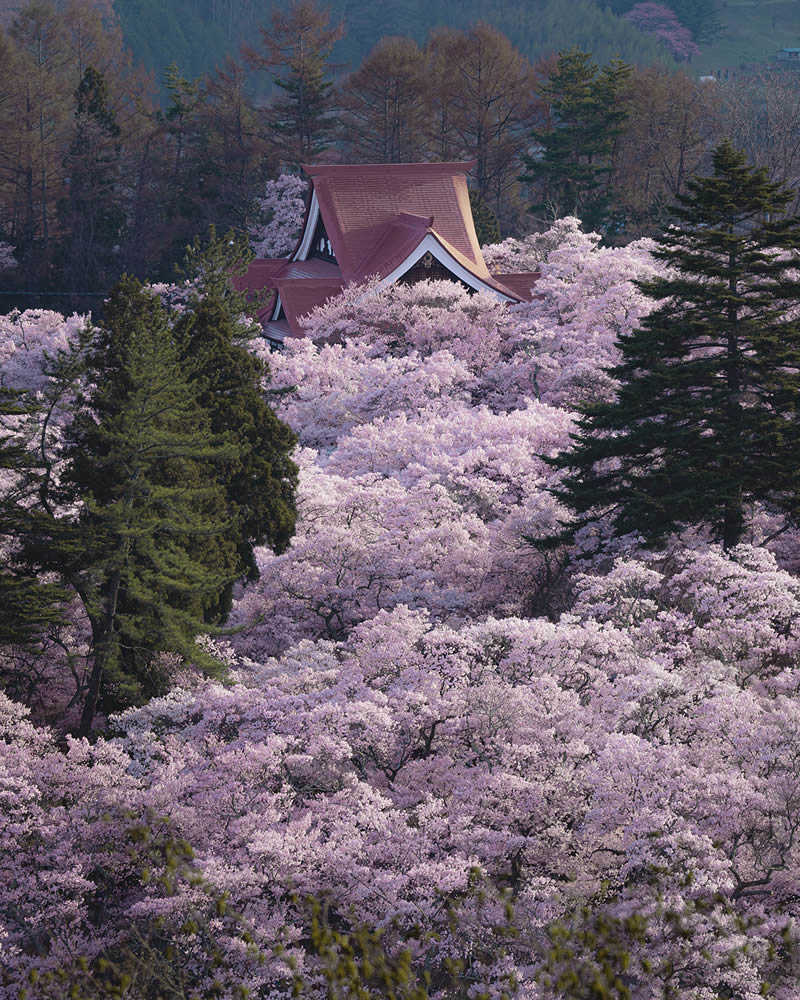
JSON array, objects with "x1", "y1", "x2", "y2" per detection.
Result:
[{"x1": 112, "y1": 0, "x2": 668, "y2": 94}]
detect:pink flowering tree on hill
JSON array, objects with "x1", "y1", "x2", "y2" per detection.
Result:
[
  {"x1": 626, "y1": 2, "x2": 701, "y2": 62},
  {"x1": 228, "y1": 229, "x2": 660, "y2": 656},
  {"x1": 6, "y1": 541, "x2": 800, "y2": 995},
  {"x1": 249, "y1": 173, "x2": 308, "y2": 258},
  {"x1": 0, "y1": 310, "x2": 94, "y2": 728}
]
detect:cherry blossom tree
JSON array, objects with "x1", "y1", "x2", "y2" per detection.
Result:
[
  {"x1": 6, "y1": 541, "x2": 800, "y2": 998},
  {"x1": 625, "y1": 3, "x2": 701, "y2": 63},
  {"x1": 249, "y1": 173, "x2": 308, "y2": 258},
  {"x1": 6, "y1": 215, "x2": 800, "y2": 999},
  {"x1": 0, "y1": 309, "x2": 88, "y2": 399}
]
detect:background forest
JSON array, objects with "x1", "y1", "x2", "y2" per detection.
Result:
[{"x1": 3, "y1": 0, "x2": 800, "y2": 316}]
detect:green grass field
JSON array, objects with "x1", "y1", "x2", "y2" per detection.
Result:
[{"x1": 694, "y1": 0, "x2": 800, "y2": 74}]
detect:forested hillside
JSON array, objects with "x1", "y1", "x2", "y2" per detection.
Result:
[
  {"x1": 109, "y1": 0, "x2": 800, "y2": 98},
  {"x1": 112, "y1": 0, "x2": 668, "y2": 93}
]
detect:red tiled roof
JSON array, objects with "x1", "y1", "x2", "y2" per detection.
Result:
[
  {"x1": 355, "y1": 213, "x2": 432, "y2": 279},
  {"x1": 235, "y1": 162, "x2": 542, "y2": 337},
  {"x1": 302, "y1": 161, "x2": 487, "y2": 284},
  {"x1": 232, "y1": 258, "x2": 288, "y2": 292},
  {"x1": 263, "y1": 318, "x2": 292, "y2": 344},
  {"x1": 491, "y1": 272, "x2": 542, "y2": 302},
  {"x1": 279, "y1": 258, "x2": 342, "y2": 280},
  {"x1": 345, "y1": 212, "x2": 520, "y2": 300},
  {"x1": 275, "y1": 277, "x2": 345, "y2": 335}
]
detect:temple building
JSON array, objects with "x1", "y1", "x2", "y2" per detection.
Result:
[{"x1": 234, "y1": 160, "x2": 541, "y2": 346}]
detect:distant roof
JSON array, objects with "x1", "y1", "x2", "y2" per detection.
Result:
[
  {"x1": 236, "y1": 161, "x2": 541, "y2": 337},
  {"x1": 302, "y1": 161, "x2": 489, "y2": 285}
]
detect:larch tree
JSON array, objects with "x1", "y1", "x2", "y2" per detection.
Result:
[
  {"x1": 422, "y1": 28, "x2": 465, "y2": 164},
  {"x1": 201, "y1": 55, "x2": 271, "y2": 234},
  {"x1": 337, "y1": 36, "x2": 430, "y2": 164},
  {"x1": 57, "y1": 65, "x2": 125, "y2": 291},
  {"x1": 554, "y1": 140, "x2": 800, "y2": 550},
  {"x1": 245, "y1": 0, "x2": 343, "y2": 168},
  {"x1": 7, "y1": 1, "x2": 72, "y2": 283},
  {"x1": 613, "y1": 66, "x2": 716, "y2": 235},
  {"x1": 715, "y1": 67, "x2": 800, "y2": 217},
  {"x1": 442, "y1": 23, "x2": 540, "y2": 217}
]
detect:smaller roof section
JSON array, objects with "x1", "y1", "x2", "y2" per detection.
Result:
[
  {"x1": 232, "y1": 258, "x2": 287, "y2": 291},
  {"x1": 275, "y1": 277, "x2": 345, "y2": 336},
  {"x1": 492, "y1": 272, "x2": 542, "y2": 302}
]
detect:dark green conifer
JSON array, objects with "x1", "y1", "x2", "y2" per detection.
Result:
[
  {"x1": 522, "y1": 48, "x2": 631, "y2": 231},
  {"x1": 56, "y1": 276, "x2": 239, "y2": 733},
  {"x1": 176, "y1": 228, "x2": 298, "y2": 620},
  {"x1": 0, "y1": 389, "x2": 66, "y2": 652},
  {"x1": 554, "y1": 140, "x2": 800, "y2": 550}
]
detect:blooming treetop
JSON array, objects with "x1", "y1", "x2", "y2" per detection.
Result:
[
  {"x1": 5, "y1": 541, "x2": 800, "y2": 996},
  {"x1": 5, "y1": 218, "x2": 800, "y2": 997},
  {"x1": 249, "y1": 173, "x2": 308, "y2": 259},
  {"x1": 625, "y1": 2, "x2": 701, "y2": 62}
]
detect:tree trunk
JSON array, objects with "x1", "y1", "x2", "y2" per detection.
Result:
[{"x1": 78, "y1": 568, "x2": 122, "y2": 737}]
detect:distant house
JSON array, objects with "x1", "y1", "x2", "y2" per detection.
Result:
[
  {"x1": 234, "y1": 161, "x2": 541, "y2": 347},
  {"x1": 776, "y1": 48, "x2": 800, "y2": 64}
]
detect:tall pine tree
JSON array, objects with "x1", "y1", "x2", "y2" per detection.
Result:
[
  {"x1": 176, "y1": 227, "x2": 298, "y2": 620},
  {"x1": 554, "y1": 140, "x2": 800, "y2": 550},
  {"x1": 244, "y1": 0, "x2": 343, "y2": 167}
]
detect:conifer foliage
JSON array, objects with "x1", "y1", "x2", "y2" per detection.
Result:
[
  {"x1": 175, "y1": 230, "x2": 298, "y2": 619},
  {"x1": 556, "y1": 140, "x2": 800, "y2": 549},
  {"x1": 55, "y1": 277, "x2": 243, "y2": 733},
  {"x1": 0, "y1": 389, "x2": 66, "y2": 651},
  {"x1": 522, "y1": 48, "x2": 632, "y2": 230}
]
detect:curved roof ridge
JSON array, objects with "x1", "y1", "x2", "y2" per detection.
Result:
[
  {"x1": 302, "y1": 160, "x2": 478, "y2": 175},
  {"x1": 427, "y1": 230, "x2": 521, "y2": 299},
  {"x1": 307, "y1": 160, "x2": 484, "y2": 283}
]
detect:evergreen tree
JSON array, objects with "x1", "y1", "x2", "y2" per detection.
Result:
[
  {"x1": 41, "y1": 277, "x2": 240, "y2": 734},
  {"x1": 176, "y1": 228, "x2": 298, "y2": 620},
  {"x1": 522, "y1": 48, "x2": 631, "y2": 231},
  {"x1": 668, "y1": 0, "x2": 722, "y2": 45},
  {"x1": 554, "y1": 141, "x2": 800, "y2": 550},
  {"x1": 58, "y1": 66, "x2": 125, "y2": 291},
  {"x1": 0, "y1": 388, "x2": 65, "y2": 652},
  {"x1": 155, "y1": 63, "x2": 212, "y2": 274},
  {"x1": 245, "y1": 0, "x2": 343, "y2": 168}
]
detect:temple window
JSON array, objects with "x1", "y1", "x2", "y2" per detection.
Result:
[{"x1": 309, "y1": 216, "x2": 336, "y2": 262}]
